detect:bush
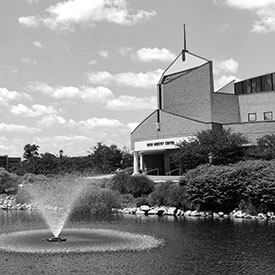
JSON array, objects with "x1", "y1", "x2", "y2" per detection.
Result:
[
  {"x1": 72, "y1": 186, "x2": 121, "y2": 217},
  {"x1": 148, "y1": 181, "x2": 190, "y2": 209},
  {"x1": 15, "y1": 187, "x2": 32, "y2": 204},
  {"x1": 106, "y1": 172, "x2": 131, "y2": 193},
  {"x1": 0, "y1": 168, "x2": 19, "y2": 194},
  {"x1": 118, "y1": 193, "x2": 135, "y2": 208},
  {"x1": 126, "y1": 175, "x2": 154, "y2": 198},
  {"x1": 182, "y1": 160, "x2": 275, "y2": 213}
]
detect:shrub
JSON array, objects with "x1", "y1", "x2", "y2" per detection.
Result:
[
  {"x1": 15, "y1": 187, "x2": 32, "y2": 204},
  {"x1": 126, "y1": 175, "x2": 154, "y2": 198},
  {"x1": 72, "y1": 186, "x2": 121, "y2": 217},
  {"x1": 106, "y1": 172, "x2": 131, "y2": 193},
  {"x1": 0, "y1": 168, "x2": 19, "y2": 194},
  {"x1": 182, "y1": 160, "x2": 275, "y2": 213},
  {"x1": 119, "y1": 193, "x2": 135, "y2": 208},
  {"x1": 148, "y1": 181, "x2": 190, "y2": 209}
]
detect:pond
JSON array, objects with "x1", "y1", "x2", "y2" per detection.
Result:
[{"x1": 0, "y1": 211, "x2": 275, "y2": 275}]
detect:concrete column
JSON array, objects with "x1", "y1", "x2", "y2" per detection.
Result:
[
  {"x1": 139, "y1": 153, "x2": 144, "y2": 171},
  {"x1": 133, "y1": 151, "x2": 139, "y2": 175}
]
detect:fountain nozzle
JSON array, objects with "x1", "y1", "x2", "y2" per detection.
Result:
[{"x1": 46, "y1": 237, "x2": 67, "y2": 242}]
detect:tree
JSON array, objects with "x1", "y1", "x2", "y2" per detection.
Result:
[
  {"x1": 89, "y1": 142, "x2": 123, "y2": 174},
  {"x1": 247, "y1": 134, "x2": 275, "y2": 160},
  {"x1": 23, "y1": 144, "x2": 40, "y2": 161},
  {"x1": 173, "y1": 128, "x2": 248, "y2": 171}
]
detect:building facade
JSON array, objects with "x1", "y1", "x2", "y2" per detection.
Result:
[
  {"x1": 131, "y1": 50, "x2": 275, "y2": 175},
  {"x1": 0, "y1": 155, "x2": 21, "y2": 170}
]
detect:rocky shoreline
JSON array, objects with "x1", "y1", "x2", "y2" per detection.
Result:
[
  {"x1": 114, "y1": 205, "x2": 275, "y2": 221},
  {"x1": 1, "y1": 194, "x2": 275, "y2": 222},
  {"x1": 0, "y1": 195, "x2": 34, "y2": 211}
]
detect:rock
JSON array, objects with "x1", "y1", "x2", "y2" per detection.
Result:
[
  {"x1": 140, "y1": 205, "x2": 150, "y2": 211},
  {"x1": 184, "y1": 210, "x2": 192, "y2": 216},
  {"x1": 176, "y1": 209, "x2": 184, "y2": 216},
  {"x1": 136, "y1": 208, "x2": 145, "y2": 215},
  {"x1": 157, "y1": 207, "x2": 166, "y2": 216},
  {"x1": 148, "y1": 208, "x2": 158, "y2": 215},
  {"x1": 213, "y1": 212, "x2": 220, "y2": 219},
  {"x1": 257, "y1": 213, "x2": 266, "y2": 219},
  {"x1": 232, "y1": 210, "x2": 245, "y2": 218},
  {"x1": 190, "y1": 210, "x2": 201, "y2": 217},
  {"x1": 167, "y1": 207, "x2": 177, "y2": 215}
]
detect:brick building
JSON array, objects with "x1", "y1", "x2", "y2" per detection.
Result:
[{"x1": 131, "y1": 50, "x2": 275, "y2": 175}]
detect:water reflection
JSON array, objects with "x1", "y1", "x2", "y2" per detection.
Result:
[{"x1": 0, "y1": 211, "x2": 275, "y2": 274}]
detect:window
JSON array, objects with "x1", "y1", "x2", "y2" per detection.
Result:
[
  {"x1": 264, "y1": 112, "x2": 273, "y2": 121},
  {"x1": 262, "y1": 74, "x2": 273, "y2": 91},
  {"x1": 248, "y1": 113, "x2": 257, "y2": 122},
  {"x1": 243, "y1": 80, "x2": 252, "y2": 94},
  {"x1": 235, "y1": 82, "x2": 243, "y2": 95}
]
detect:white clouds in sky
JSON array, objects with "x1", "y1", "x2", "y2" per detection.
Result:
[
  {"x1": 33, "y1": 41, "x2": 46, "y2": 50},
  {"x1": 135, "y1": 48, "x2": 176, "y2": 63},
  {"x1": 118, "y1": 47, "x2": 176, "y2": 63},
  {"x1": 37, "y1": 114, "x2": 66, "y2": 128},
  {"x1": 0, "y1": 87, "x2": 31, "y2": 106},
  {"x1": 219, "y1": 0, "x2": 275, "y2": 33},
  {"x1": 87, "y1": 69, "x2": 163, "y2": 88},
  {"x1": 11, "y1": 104, "x2": 57, "y2": 117},
  {"x1": 18, "y1": 0, "x2": 156, "y2": 31},
  {"x1": 27, "y1": 82, "x2": 114, "y2": 103},
  {"x1": 21, "y1": 58, "x2": 38, "y2": 65},
  {"x1": 0, "y1": 123, "x2": 40, "y2": 133},
  {"x1": 213, "y1": 58, "x2": 240, "y2": 90},
  {"x1": 98, "y1": 50, "x2": 109, "y2": 59},
  {"x1": 106, "y1": 95, "x2": 156, "y2": 110}
]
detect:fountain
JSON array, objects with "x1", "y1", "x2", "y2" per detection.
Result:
[{"x1": 0, "y1": 176, "x2": 162, "y2": 254}]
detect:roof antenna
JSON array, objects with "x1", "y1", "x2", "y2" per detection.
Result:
[{"x1": 182, "y1": 24, "x2": 187, "y2": 61}]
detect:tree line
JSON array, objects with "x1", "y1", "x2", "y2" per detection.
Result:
[{"x1": 13, "y1": 142, "x2": 133, "y2": 175}]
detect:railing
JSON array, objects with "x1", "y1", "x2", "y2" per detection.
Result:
[
  {"x1": 166, "y1": 168, "x2": 181, "y2": 176},
  {"x1": 146, "y1": 168, "x2": 160, "y2": 175}
]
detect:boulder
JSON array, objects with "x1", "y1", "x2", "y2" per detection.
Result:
[
  {"x1": 167, "y1": 207, "x2": 177, "y2": 216},
  {"x1": 184, "y1": 210, "x2": 192, "y2": 216}
]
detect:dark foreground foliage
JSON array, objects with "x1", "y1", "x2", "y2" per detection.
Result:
[{"x1": 182, "y1": 160, "x2": 275, "y2": 213}]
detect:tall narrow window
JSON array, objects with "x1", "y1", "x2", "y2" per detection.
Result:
[
  {"x1": 244, "y1": 80, "x2": 252, "y2": 94},
  {"x1": 248, "y1": 113, "x2": 257, "y2": 122},
  {"x1": 235, "y1": 82, "x2": 243, "y2": 95},
  {"x1": 264, "y1": 112, "x2": 273, "y2": 121}
]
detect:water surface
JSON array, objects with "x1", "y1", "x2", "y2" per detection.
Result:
[{"x1": 0, "y1": 211, "x2": 275, "y2": 275}]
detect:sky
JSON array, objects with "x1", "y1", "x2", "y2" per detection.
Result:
[{"x1": 1, "y1": 0, "x2": 275, "y2": 157}]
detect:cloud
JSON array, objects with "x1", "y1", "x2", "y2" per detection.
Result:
[
  {"x1": 127, "y1": 122, "x2": 139, "y2": 132},
  {"x1": 87, "y1": 69, "x2": 163, "y2": 88},
  {"x1": 18, "y1": 0, "x2": 156, "y2": 31},
  {"x1": 213, "y1": 58, "x2": 239, "y2": 75},
  {"x1": 98, "y1": 50, "x2": 109, "y2": 59},
  {"x1": 37, "y1": 114, "x2": 66, "y2": 127},
  {"x1": 33, "y1": 41, "x2": 46, "y2": 50},
  {"x1": 213, "y1": 58, "x2": 240, "y2": 90},
  {"x1": 27, "y1": 82, "x2": 114, "y2": 103},
  {"x1": 218, "y1": 0, "x2": 275, "y2": 33},
  {"x1": 26, "y1": 0, "x2": 39, "y2": 4},
  {"x1": 88, "y1": 60, "x2": 97, "y2": 65},
  {"x1": 135, "y1": 47, "x2": 176, "y2": 62},
  {"x1": 0, "y1": 87, "x2": 31, "y2": 106},
  {"x1": 21, "y1": 58, "x2": 38, "y2": 65},
  {"x1": 11, "y1": 104, "x2": 57, "y2": 117},
  {"x1": 118, "y1": 46, "x2": 133, "y2": 56},
  {"x1": 2, "y1": 65, "x2": 18, "y2": 74},
  {"x1": 106, "y1": 95, "x2": 156, "y2": 110},
  {"x1": 0, "y1": 123, "x2": 40, "y2": 133},
  {"x1": 71, "y1": 117, "x2": 124, "y2": 130}
]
